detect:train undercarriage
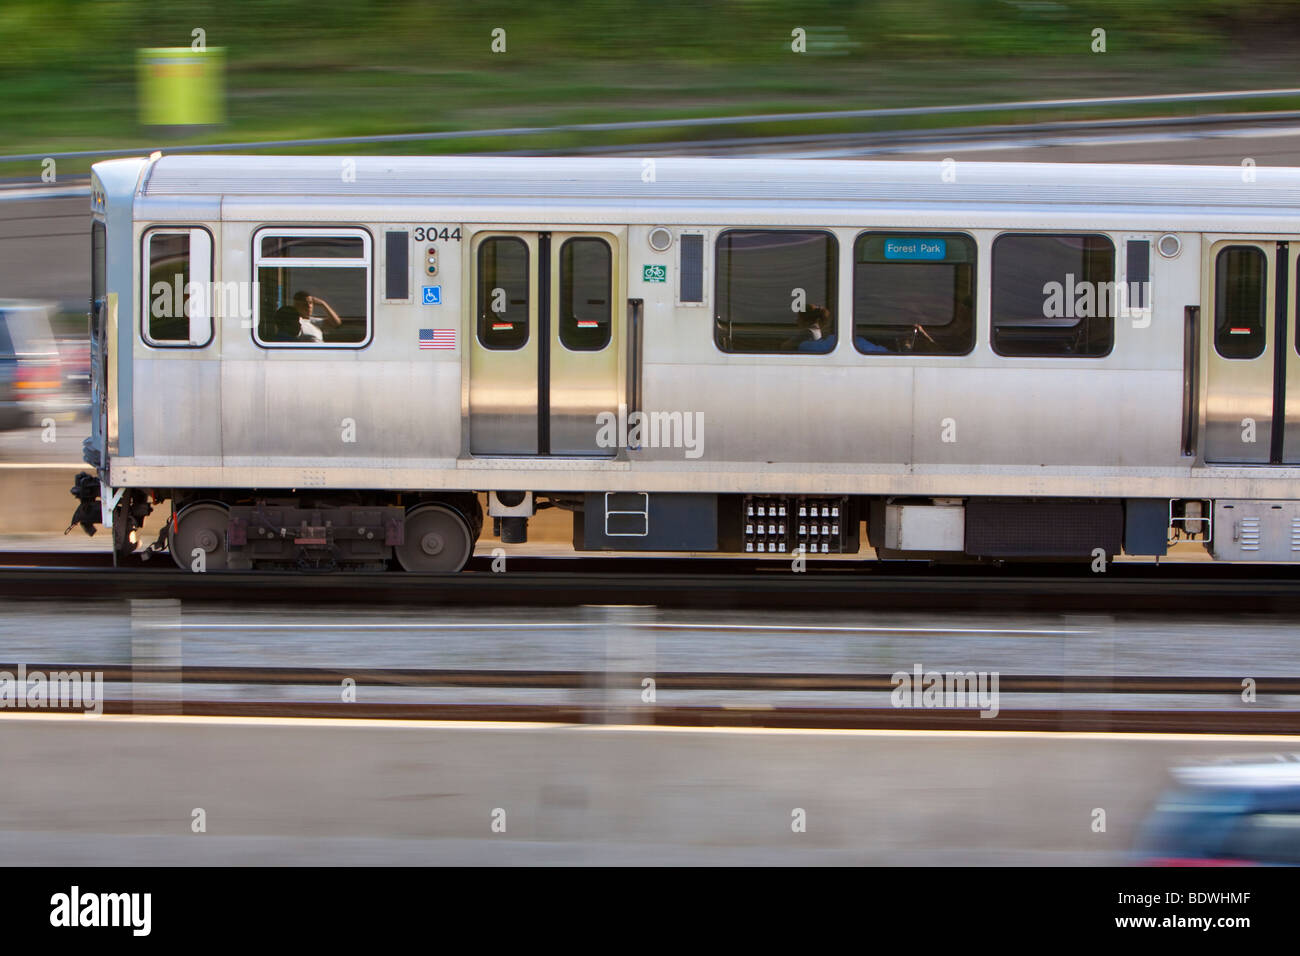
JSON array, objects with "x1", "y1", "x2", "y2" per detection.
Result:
[
  {"x1": 70, "y1": 475, "x2": 487, "y2": 571},
  {"x1": 66, "y1": 474, "x2": 1233, "y2": 572}
]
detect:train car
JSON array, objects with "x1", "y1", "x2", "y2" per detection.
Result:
[{"x1": 66, "y1": 154, "x2": 1300, "y2": 570}]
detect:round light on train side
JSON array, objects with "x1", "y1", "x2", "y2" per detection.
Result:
[
  {"x1": 1158, "y1": 233, "x2": 1181, "y2": 258},
  {"x1": 648, "y1": 227, "x2": 673, "y2": 253}
]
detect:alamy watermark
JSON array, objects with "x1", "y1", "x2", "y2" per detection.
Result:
[
  {"x1": 1042, "y1": 275, "x2": 1150, "y2": 321},
  {"x1": 50, "y1": 886, "x2": 150, "y2": 936},
  {"x1": 0, "y1": 665, "x2": 104, "y2": 715},
  {"x1": 891, "y1": 663, "x2": 999, "y2": 718},
  {"x1": 150, "y1": 275, "x2": 258, "y2": 322},
  {"x1": 596, "y1": 403, "x2": 704, "y2": 459}
]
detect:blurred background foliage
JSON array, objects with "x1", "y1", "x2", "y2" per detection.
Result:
[{"x1": 3, "y1": 0, "x2": 1300, "y2": 158}]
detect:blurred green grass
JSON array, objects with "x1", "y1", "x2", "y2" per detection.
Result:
[{"x1": 3, "y1": 0, "x2": 1300, "y2": 170}]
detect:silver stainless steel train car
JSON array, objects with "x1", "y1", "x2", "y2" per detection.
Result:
[{"x1": 67, "y1": 154, "x2": 1300, "y2": 570}]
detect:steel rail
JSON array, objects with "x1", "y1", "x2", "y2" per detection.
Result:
[
  {"x1": 28, "y1": 699, "x2": 1299, "y2": 734},
  {"x1": 6, "y1": 663, "x2": 1299, "y2": 694},
  {"x1": 5, "y1": 569, "x2": 1300, "y2": 613}
]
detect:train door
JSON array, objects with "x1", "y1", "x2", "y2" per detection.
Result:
[
  {"x1": 90, "y1": 219, "x2": 108, "y2": 468},
  {"x1": 468, "y1": 229, "x2": 621, "y2": 456},
  {"x1": 1204, "y1": 237, "x2": 1300, "y2": 463}
]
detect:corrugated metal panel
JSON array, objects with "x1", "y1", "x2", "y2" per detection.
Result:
[{"x1": 136, "y1": 155, "x2": 1300, "y2": 210}]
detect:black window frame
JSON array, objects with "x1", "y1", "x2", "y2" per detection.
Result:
[
  {"x1": 251, "y1": 226, "x2": 374, "y2": 351},
  {"x1": 1211, "y1": 244, "x2": 1268, "y2": 361},
  {"x1": 558, "y1": 236, "x2": 612, "y2": 352},
  {"x1": 851, "y1": 230, "x2": 977, "y2": 357},
  {"x1": 713, "y1": 228, "x2": 839, "y2": 355},
  {"x1": 991, "y1": 232, "x2": 1116, "y2": 359},
  {"x1": 258, "y1": 234, "x2": 367, "y2": 259},
  {"x1": 476, "y1": 236, "x2": 531, "y2": 352},
  {"x1": 139, "y1": 224, "x2": 216, "y2": 350}
]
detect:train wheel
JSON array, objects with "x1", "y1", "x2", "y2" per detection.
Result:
[
  {"x1": 170, "y1": 502, "x2": 231, "y2": 571},
  {"x1": 394, "y1": 503, "x2": 474, "y2": 572},
  {"x1": 112, "y1": 509, "x2": 138, "y2": 561}
]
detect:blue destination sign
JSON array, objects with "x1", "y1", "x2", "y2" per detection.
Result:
[{"x1": 884, "y1": 238, "x2": 947, "y2": 260}]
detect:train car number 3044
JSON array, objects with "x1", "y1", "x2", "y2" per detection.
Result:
[{"x1": 413, "y1": 227, "x2": 461, "y2": 241}]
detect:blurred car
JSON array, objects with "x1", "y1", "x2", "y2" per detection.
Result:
[
  {"x1": 56, "y1": 336, "x2": 91, "y2": 412},
  {"x1": 0, "y1": 300, "x2": 65, "y2": 430},
  {"x1": 1135, "y1": 760, "x2": 1300, "y2": 866}
]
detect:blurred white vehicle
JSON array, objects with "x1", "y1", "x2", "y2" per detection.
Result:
[{"x1": 0, "y1": 300, "x2": 62, "y2": 430}]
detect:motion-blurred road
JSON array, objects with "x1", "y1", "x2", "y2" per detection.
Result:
[
  {"x1": 1, "y1": 712, "x2": 1293, "y2": 865},
  {"x1": 0, "y1": 414, "x2": 87, "y2": 463}
]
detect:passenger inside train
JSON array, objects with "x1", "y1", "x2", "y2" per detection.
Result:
[
  {"x1": 261, "y1": 291, "x2": 344, "y2": 343},
  {"x1": 785, "y1": 305, "x2": 836, "y2": 353}
]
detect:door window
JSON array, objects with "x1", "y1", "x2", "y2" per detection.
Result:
[
  {"x1": 1214, "y1": 246, "x2": 1267, "y2": 360},
  {"x1": 559, "y1": 237, "x2": 611, "y2": 351},
  {"x1": 476, "y1": 237, "x2": 530, "y2": 350}
]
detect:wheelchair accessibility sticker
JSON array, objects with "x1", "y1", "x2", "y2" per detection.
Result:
[{"x1": 422, "y1": 286, "x2": 442, "y2": 305}]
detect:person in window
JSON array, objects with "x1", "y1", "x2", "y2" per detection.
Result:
[
  {"x1": 263, "y1": 304, "x2": 300, "y2": 342},
  {"x1": 783, "y1": 305, "x2": 835, "y2": 353},
  {"x1": 853, "y1": 330, "x2": 890, "y2": 354},
  {"x1": 289, "y1": 290, "x2": 342, "y2": 343}
]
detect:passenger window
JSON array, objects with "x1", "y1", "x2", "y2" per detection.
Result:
[
  {"x1": 142, "y1": 227, "x2": 212, "y2": 347},
  {"x1": 146, "y1": 233, "x2": 190, "y2": 343},
  {"x1": 1214, "y1": 246, "x2": 1267, "y2": 360},
  {"x1": 559, "y1": 238, "x2": 611, "y2": 351},
  {"x1": 715, "y1": 230, "x2": 837, "y2": 354},
  {"x1": 992, "y1": 234, "x2": 1115, "y2": 357},
  {"x1": 254, "y1": 228, "x2": 370, "y2": 347},
  {"x1": 477, "y1": 237, "x2": 529, "y2": 350},
  {"x1": 853, "y1": 233, "x2": 975, "y2": 355},
  {"x1": 260, "y1": 235, "x2": 365, "y2": 259}
]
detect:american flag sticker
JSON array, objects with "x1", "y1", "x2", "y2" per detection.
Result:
[{"x1": 419, "y1": 328, "x2": 456, "y2": 350}]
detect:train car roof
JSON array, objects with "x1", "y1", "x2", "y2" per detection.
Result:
[{"x1": 118, "y1": 154, "x2": 1300, "y2": 212}]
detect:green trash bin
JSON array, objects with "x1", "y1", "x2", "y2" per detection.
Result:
[{"x1": 137, "y1": 47, "x2": 225, "y2": 127}]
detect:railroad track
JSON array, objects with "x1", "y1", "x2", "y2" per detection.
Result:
[
  {"x1": 40, "y1": 701, "x2": 1295, "y2": 733},
  {"x1": 10, "y1": 663, "x2": 1300, "y2": 695},
  {"x1": 7, "y1": 664, "x2": 1297, "y2": 734},
  {"x1": 3, "y1": 553, "x2": 1300, "y2": 609}
]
